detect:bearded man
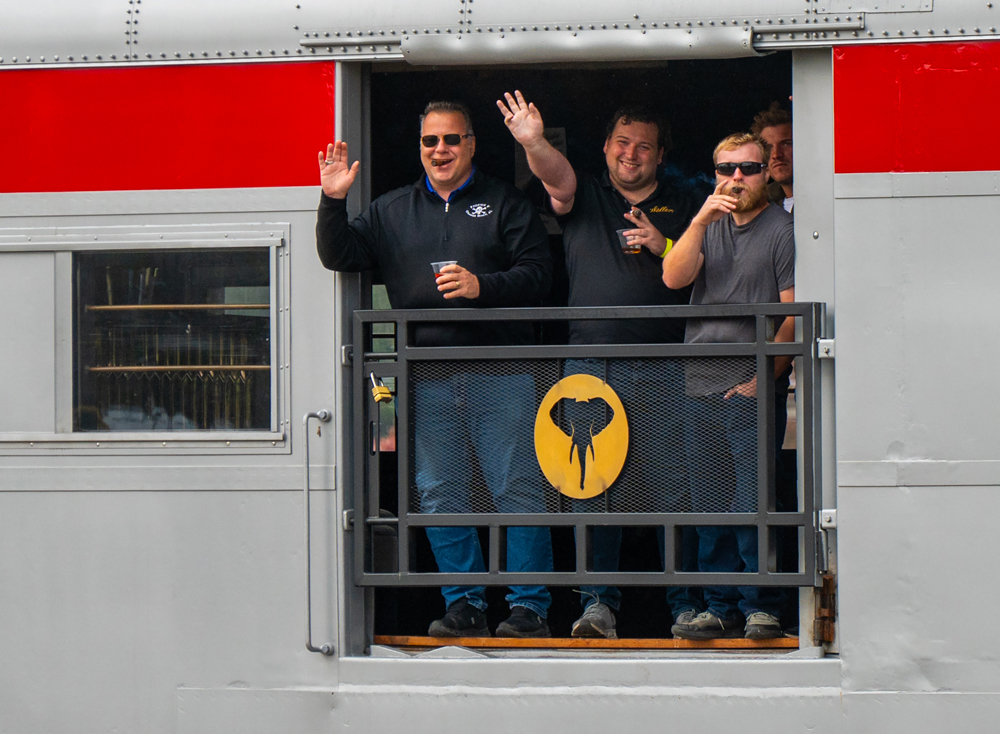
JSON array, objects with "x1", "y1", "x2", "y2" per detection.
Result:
[
  {"x1": 662, "y1": 133, "x2": 795, "y2": 640},
  {"x1": 497, "y1": 92, "x2": 702, "y2": 640}
]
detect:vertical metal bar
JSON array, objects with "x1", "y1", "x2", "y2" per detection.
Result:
[
  {"x1": 801, "y1": 304, "x2": 820, "y2": 580},
  {"x1": 662, "y1": 524, "x2": 676, "y2": 575},
  {"x1": 489, "y1": 526, "x2": 501, "y2": 575},
  {"x1": 755, "y1": 314, "x2": 775, "y2": 579},
  {"x1": 603, "y1": 358, "x2": 611, "y2": 514},
  {"x1": 576, "y1": 523, "x2": 588, "y2": 574},
  {"x1": 303, "y1": 409, "x2": 333, "y2": 656},
  {"x1": 395, "y1": 315, "x2": 411, "y2": 578},
  {"x1": 354, "y1": 317, "x2": 370, "y2": 590}
]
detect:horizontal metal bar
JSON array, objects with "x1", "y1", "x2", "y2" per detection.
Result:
[
  {"x1": 357, "y1": 571, "x2": 812, "y2": 588},
  {"x1": 356, "y1": 303, "x2": 818, "y2": 324},
  {"x1": 399, "y1": 513, "x2": 810, "y2": 527},
  {"x1": 88, "y1": 365, "x2": 270, "y2": 373},
  {"x1": 397, "y1": 342, "x2": 806, "y2": 361},
  {"x1": 86, "y1": 303, "x2": 268, "y2": 311},
  {"x1": 365, "y1": 516, "x2": 398, "y2": 525}
]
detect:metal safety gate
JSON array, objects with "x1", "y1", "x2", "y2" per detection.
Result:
[{"x1": 349, "y1": 303, "x2": 825, "y2": 589}]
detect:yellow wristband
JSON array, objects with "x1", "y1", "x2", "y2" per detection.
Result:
[{"x1": 659, "y1": 238, "x2": 674, "y2": 258}]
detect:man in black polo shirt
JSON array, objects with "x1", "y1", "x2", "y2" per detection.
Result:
[
  {"x1": 497, "y1": 91, "x2": 702, "y2": 639},
  {"x1": 317, "y1": 101, "x2": 554, "y2": 638}
]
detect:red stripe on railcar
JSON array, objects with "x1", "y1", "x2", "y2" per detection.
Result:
[
  {"x1": 0, "y1": 62, "x2": 335, "y2": 193},
  {"x1": 835, "y1": 42, "x2": 1000, "y2": 174}
]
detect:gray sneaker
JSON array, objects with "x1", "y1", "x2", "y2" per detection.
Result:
[
  {"x1": 673, "y1": 609, "x2": 698, "y2": 627},
  {"x1": 571, "y1": 602, "x2": 618, "y2": 639},
  {"x1": 744, "y1": 612, "x2": 782, "y2": 640},
  {"x1": 671, "y1": 611, "x2": 744, "y2": 640}
]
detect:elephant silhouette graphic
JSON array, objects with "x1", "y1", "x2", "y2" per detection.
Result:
[{"x1": 534, "y1": 374, "x2": 628, "y2": 500}]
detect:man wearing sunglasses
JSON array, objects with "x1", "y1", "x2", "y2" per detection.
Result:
[
  {"x1": 316, "y1": 101, "x2": 555, "y2": 639},
  {"x1": 498, "y1": 91, "x2": 703, "y2": 640},
  {"x1": 663, "y1": 133, "x2": 795, "y2": 641}
]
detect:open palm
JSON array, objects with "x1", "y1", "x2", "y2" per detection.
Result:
[{"x1": 318, "y1": 141, "x2": 360, "y2": 199}]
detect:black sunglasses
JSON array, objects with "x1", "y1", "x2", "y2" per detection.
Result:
[
  {"x1": 420, "y1": 134, "x2": 474, "y2": 148},
  {"x1": 715, "y1": 161, "x2": 766, "y2": 176}
]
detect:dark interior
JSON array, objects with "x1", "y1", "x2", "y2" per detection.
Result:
[{"x1": 367, "y1": 55, "x2": 795, "y2": 640}]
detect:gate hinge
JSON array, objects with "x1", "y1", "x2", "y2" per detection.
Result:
[
  {"x1": 343, "y1": 509, "x2": 355, "y2": 530},
  {"x1": 341, "y1": 344, "x2": 353, "y2": 366},
  {"x1": 814, "y1": 573, "x2": 837, "y2": 644},
  {"x1": 816, "y1": 338, "x2": 835, "y2": 359},
  {"x1": 820, "y1": 509, "x2": 837, "y2": 529}
]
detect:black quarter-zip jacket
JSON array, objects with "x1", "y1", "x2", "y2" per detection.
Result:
[{"x1": 316, "y1": 170, "x2": 552, "y2": 347}]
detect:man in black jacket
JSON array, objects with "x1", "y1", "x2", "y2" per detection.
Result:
[{"x1": 316, "y1": 101, "x2": 554, "y2": 638}]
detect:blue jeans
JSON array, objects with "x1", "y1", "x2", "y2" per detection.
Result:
[
  {"x1": 564, "y1": 359, "x2": 698, "y2": 617},
  {"x1": 683, "y1": 393, "x2": 782, "y2": 619},
  {"x1": 414, "y1": 372, "x2": 552, "y2": 617}
]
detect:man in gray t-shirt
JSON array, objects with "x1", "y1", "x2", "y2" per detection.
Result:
[{"x1": 662, "y1": 132, "x2": 795, "y2": 641}]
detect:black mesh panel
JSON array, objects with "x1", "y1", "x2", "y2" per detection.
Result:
[{"x1": 409, "y1": 357, "x2": 763, "y2": 514}]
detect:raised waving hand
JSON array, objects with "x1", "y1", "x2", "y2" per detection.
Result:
[
  {"x1": 497, "y1": 90, "x2": 546, "y2": 147},
  {"x1": 318, "y1": 141, "x2": 361, "y2": 199},
  {"x1": 496, "y1": 90, "x2": 577, "y2": 213}
]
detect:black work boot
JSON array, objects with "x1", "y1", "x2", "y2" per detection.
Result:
[
  {"x1": 428, "y1": 598, "x2": 490, "y2": 637},
  {"x1": 496, "y1": 606, "x2": 551, "y2": 638}
]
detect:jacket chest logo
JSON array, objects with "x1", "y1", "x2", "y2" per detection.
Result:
[{"x1": 465, "y1": 203, "x2": 493, "y2": 218}]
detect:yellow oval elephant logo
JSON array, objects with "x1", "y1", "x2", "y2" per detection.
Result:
[{"x1": 534, "y1": 374, "x2": 628, "y2": 500}]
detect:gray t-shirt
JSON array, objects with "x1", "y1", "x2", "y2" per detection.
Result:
[{"x1": 684, "y1": 203, "x2": 795, "y2": 395}]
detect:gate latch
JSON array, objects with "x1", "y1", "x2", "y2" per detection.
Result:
[{"x1": 370, "y1": 373, "x2": 393, "y2": 403}]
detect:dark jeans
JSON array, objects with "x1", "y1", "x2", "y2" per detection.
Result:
[
  {"x1": 683, "y1": 393, "x2": 783, "y2": 619},
  {"x1": 414, "y1": 372, "x2": 553, "y2": 617},
  {"x1": 564, "y1": 358, "x2": 698, "y2": 618}
]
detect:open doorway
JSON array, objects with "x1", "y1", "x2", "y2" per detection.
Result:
[{"x1": 366, "y1": 55, "x2": 796, "y2": 640}]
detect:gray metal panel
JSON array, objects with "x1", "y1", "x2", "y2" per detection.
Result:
[
  {"x1": 322, "y1": 679, "x2": 844, "y2": 733},
  {"x1": 470, "y1": 0, "x2": 806, "y2": 24},
  {"x1": 0, "y1": 490, "x2": 339, "y2": 734},
  {"x1": 793, "y1": 49, "x2": 838, "y2": 515},
  {"x1": 0, "y1": 253, "x2": 56, "y2": 433},
  {"x1": 824, "y1": 0, "x2": 931, "y2": 11},
  {"x1": 835, "y1": 192, "x2": 1000, "y2": 464},
  {"x1": 340, "y1": 656, "x2": 842, "y2": 688},
  {"x1": 836, "y1": 171, "x2": 1000, "y2": 200},
  {"x1": 177, "y1": 689, "x2": 336, "y2": 734},
  {"x1": 839, "y1": 459, "x2": 1000, "y2": 487},
  {"x1": 134, "y1": 0, "x2": 300, "y2": 62},
  {"x1": 401, "y1": 27, "x2": 757, "y2": 65},
  {"x1": 0, "y1": 187, "x2": 320, "y2": 219},
  {"x1": 297, "y1": 0, "x2": 455, "y2": 36},
  {"x1": 53, "y1": 252, "x2": 74, "y2": 433},
  {"x1": 4, "y1": 1, "x2": 1000, "y2": 68},
  {"x1": 0, "y1": 1, "x2": 129, "y2": 65},
  {"x1": 838, "y1": 485, "x2": 1000, "y2": 694}
]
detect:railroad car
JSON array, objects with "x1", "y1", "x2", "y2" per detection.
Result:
[{"x1": 1, "y1": 2, "x2": 996, "y2": 731}]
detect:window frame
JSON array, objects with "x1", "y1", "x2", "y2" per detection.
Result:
[{"x1": 0, "y1": 223, "x2": 292, "y2": 455}]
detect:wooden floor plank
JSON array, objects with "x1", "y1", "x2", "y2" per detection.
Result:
[{"x1": 374, "y1": 635, "x2": 799, "y2": 650}]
